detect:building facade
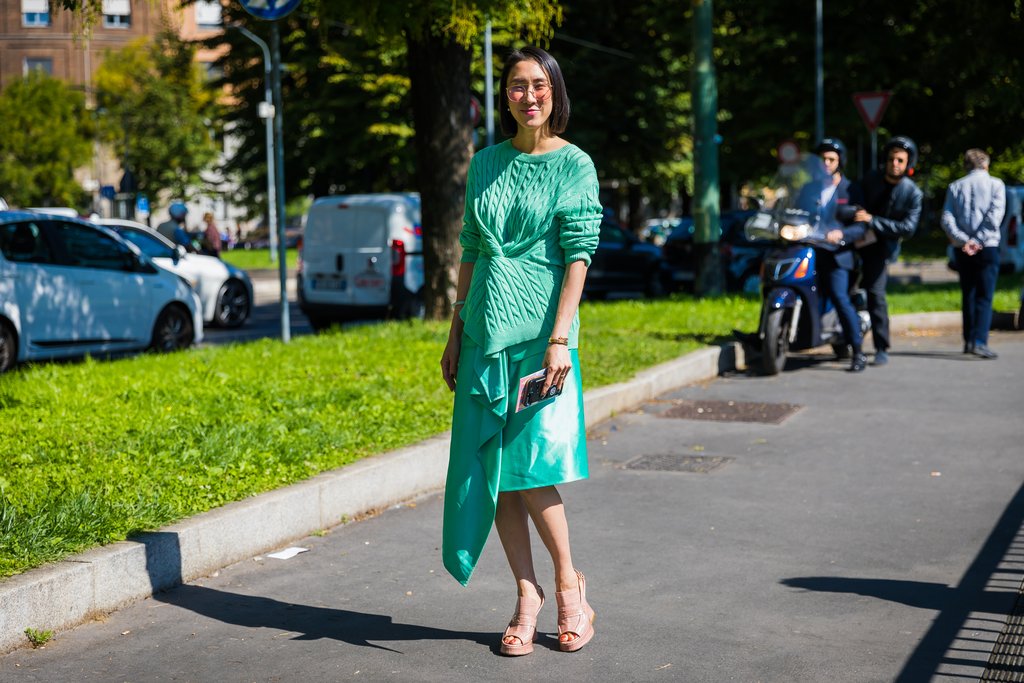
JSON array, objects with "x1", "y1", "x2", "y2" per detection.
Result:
[{"x1": 0, "y1": 0, "x2": 223, "y2": 93}]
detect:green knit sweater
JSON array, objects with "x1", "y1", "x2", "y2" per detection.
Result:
[{"x1": 459, "y1": 140, "x2": 602, "y2": 356}]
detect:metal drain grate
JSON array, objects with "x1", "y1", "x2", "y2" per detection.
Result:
[
  {"x1": 623, "y1": 454, "x2": 732, "y2": 473},
  {"x1": 982, "y1": 590, "x2": 1024, "y2": 681},
  {"x1": 660, "y1": 399, "x2": 802, "y2": 424}
]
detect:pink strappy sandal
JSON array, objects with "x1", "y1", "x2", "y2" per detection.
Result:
[
  {"x1": 556, "y1": 570, "x2": 596, "y2": 653},
  {"x1": 499, "y1": 587, "x2": 545, "y2": 656}
]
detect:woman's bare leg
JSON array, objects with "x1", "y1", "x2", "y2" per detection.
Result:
[
  {"x1": 519, "y1": 486, "x2": 584, "y2": 644},
  {"x1": 494, "y1": 491, "x2": 541, "y2": 646}
]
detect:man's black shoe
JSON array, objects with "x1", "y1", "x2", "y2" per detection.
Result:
[
  {"x1": 963, "y1": 342, "x2": 975, "y2": 354},
  {"x1": 971, "y1": 345, "x2": 998, "y2": 359},
  {"x1": 873, "y1": 350, "x2": 889, "y2": 366},
  {"x1": 848, "y1": 353, "x2": 868, "y2": 372}
]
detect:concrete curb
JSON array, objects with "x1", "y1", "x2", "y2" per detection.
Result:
[{"x1": 0, "y1": 312, "x2": 956, "y2": 654}]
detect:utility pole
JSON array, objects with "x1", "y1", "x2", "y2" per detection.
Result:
[
  {"x1": 691, "y1": 0, "x2": 722, "y2": 296},
  {"x1": 270, "y1": 21, "x2": 290, "y2": 343},
  {"x1": 815, "y1": 0, "x2": 824, "y2": 143}
]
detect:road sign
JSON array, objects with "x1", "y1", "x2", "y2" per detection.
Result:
[
  {"x1": 238, "y1": 0, "x2": 301, "y2": 21},
  {"x1": 776, "y1": 140, "x2": 800, "y2": 164},
  {"x1": 852, "y1": 91, "x2": 891, "y2": 131}
]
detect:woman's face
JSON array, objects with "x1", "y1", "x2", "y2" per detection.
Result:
[{"x1": 506, "y1": 59, "x2": 553, "y2": 134}]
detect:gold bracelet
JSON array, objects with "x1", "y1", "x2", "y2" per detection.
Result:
[{"x1": 548, "y1": 336, "x2": 569, "y2": 346}]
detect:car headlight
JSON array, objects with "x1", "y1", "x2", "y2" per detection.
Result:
[{"x1": 779, "y1": 224, "x2": 810, "y2": 241}]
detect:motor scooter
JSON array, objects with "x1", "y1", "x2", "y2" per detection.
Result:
[{"x1": 743, "y1": 156, "x2": 871, "y2": 375}]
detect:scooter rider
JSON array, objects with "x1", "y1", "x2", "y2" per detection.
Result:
[
  {"x1": 852, "y1": 136, "x2": 923, "y2": 366},
  {"x1": 814, "y1": 138, "x2": 869, "y2": 372}
]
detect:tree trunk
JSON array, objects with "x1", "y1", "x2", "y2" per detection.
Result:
[{"x1": 406, "y1": 31, "x2": 473, "y2": 320}]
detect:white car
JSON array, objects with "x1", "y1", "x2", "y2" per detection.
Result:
[
  {"x1": 98, "y1": 218, "x2": 253, "y2": 328},
  {"x1": 0, "y1": 210, "x2": 203, "y2": 373}
]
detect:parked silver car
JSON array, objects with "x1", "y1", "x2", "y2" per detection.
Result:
[
  {"x1": 0, "y1": 210, "x2": 202, "y2": 373},
  {"x1": 98, "y1": 219, "x2": 253, "y2": 328}
]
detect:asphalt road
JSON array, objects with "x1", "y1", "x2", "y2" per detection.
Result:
[{"x1": 2, "y1": 327, "x2": 1022, "y2": 682}]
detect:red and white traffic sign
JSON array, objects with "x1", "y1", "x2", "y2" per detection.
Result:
[
  {"x1": 776, "y1": 139, "x2": 800, "y2": 164},
  {"x1": 852, "y1": 91, "x2": 891, "y2": 131}
]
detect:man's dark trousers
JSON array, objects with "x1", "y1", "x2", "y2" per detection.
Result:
[
  {"x1": 859, "y1": 241, "x2": 890, "y2": 352},
  {"x1": 818, "y1": 253, "x2": 863, "y2": 349},
  {"x1": 954, "y1": 246, "x2": 1000, "y2": 346}
]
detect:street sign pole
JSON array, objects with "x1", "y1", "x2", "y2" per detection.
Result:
[
  {"x1": 815, "y1": 0, "x2": 823, "y2": 143},
  {"x1": 484, "y1": 21, "x2": 494, "y2": 147},
  {"x1": 238, "y1": 0, "x2": 301, "y2": 344},
  {"x1": 271, "y1": 20, "x2": 290, "y2": 343},
  {"x1": 229, "y1": 24, "x2": 278, "y2": 265},
  {"x1": 852, "y1": 91, "x2": 891, "y2": 173}
]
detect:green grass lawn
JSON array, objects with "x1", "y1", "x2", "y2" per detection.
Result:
[
  {"x1": 0, "y1": 279, "x2": 1020, "y2": 579},
  {"x1": 220, "y1": 247, "x2": 298, "y2": 271}
]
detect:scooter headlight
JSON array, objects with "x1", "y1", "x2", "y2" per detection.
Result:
[{"x1": 779, "y1": 223, "x2": 810, "y2": 241}]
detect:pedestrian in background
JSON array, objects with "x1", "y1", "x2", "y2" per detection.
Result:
[
  {"x1": 940, "y1": 148, "x2": 1006, "y2": 359},
  {"x1": 814, "y1": 138, "x2": 869, "y2": 372},
  {"x1": 202, "y1": 212, "x2": 222, "y2": 258},
  {"x1": 157, "y1": 202, "x2": 194, "y2": 252},
  {"x1": 852, "y1": 136, "x2": 923, "y2": 366},
  {"x1": 439, "y1": 46, "x2": 600, "y2": 656}
]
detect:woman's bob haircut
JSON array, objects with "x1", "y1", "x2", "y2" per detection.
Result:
[{"x1": 499, "y1": 46, "x2": 570, "y2": 137}]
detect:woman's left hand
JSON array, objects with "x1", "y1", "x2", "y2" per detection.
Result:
[{"x1": 542, "y1": 343, "x2": 572, "y2": 395}]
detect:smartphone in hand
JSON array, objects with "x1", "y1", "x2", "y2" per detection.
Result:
[{"x1": 516, "y1": 369, "x2": 562, "y2": 412}]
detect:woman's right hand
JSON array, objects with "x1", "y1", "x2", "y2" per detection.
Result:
[{"x1": 440, "y1": 335, "x2": 461, "y2": 392}]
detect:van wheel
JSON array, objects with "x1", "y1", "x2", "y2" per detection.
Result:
[
  {"x1": 214, "y1": 279, "x2": 251, "y2": 328},
  {"x1": 395, "y1": 293, "x2": 425, "y2": 320},
  {"x1": 0, "y1": 321, "x2": 16, "y2": 373},
  {"x1": 307, "y1": 314, "x2": 333, "y2": 332},
  {"x1": 151, "y1": 305, "x2": 194, "y2": 352}
]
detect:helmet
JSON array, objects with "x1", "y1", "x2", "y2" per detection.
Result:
[
  {"x1": 882, "y1": 136, "x2": 918, "y2": 173},
  {"x1": 169, "y1": 202, "x2": 188, "y2": 220},
  {"x1": 814, "y1": 137, "x2": 847, "y2": 169}
]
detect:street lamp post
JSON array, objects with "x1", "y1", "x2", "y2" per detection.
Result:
[{"x1": 228, "y1": 24, "x2": 278, "y2": 265}]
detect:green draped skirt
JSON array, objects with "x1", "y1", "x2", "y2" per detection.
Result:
[{"x1": 442, "y1": 334, "x2": 589, "y2": 585}]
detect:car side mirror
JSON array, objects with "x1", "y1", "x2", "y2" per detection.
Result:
[{"x1": 173, "y1": 244, "x2": 186, "y2": 265}]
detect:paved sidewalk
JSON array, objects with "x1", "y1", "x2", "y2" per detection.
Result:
[{"x1": 2, "y1": 327, "x2": 1021, "y2": 682}]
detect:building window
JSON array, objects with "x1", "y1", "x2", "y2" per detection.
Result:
[
  {"x1": 21, "y1": 0, "x2": 50, "y2": 26},
  {"x1": 194, "y1": 0, "x2": 222, "y2": 28},
  {"x1": 22, "y1": 12, "x2": 50, "y2": 26},
  {"x1": 23, "y1": 57, "x2": 53, "y2": 76},
  {"x1": 101, "y1": 0, "x2": 131, "y2": 28}
]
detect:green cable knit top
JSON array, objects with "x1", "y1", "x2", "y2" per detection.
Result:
[{"x1": 459, "y1": 140, "x2": 602, "y2": 356}]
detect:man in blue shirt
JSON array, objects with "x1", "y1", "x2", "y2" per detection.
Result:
[{"x1": 940, "y1": 149, "x2": 1006, "y2": 359}]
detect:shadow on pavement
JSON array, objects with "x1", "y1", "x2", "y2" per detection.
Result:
[
  {"x1": 152, "y1": 584, "x2": 496, "y2": 655},
  {"x1": 782, "y1": 479, "x2": 1024, "y2": 681}
]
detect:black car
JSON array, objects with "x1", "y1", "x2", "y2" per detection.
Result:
[
  {"x1": 661, "y1": 210, "x2": 765, "y2": 292},
  {"x1": 585, "y1": 217, "x2": 667, "y2": 299}
]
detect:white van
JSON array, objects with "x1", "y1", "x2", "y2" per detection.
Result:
[{"x1": 297, "y1": 193, "x2": 424, "y2": 328}]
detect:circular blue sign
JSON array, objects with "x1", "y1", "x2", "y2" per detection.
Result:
[{"x1": 238, "y1": 0, "x2": 302, "y2": 21}]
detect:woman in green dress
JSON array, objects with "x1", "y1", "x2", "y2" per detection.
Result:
[{"x1": 439, "y1": 46, "x2": 601, "y2": 656}]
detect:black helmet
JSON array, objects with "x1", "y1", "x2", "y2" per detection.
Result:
[
  {"x1": 815, "y1": 137, "x2": 847, "y2": 169},
  {"x1": 882, "y1": 136, "x2": 918, "y2": 172}
]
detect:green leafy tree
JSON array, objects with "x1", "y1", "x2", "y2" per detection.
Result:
[
  {"x1": 94, "y1": 29, "x2": 219, "y2": 204},
  {"x1": 208, "y1": 3, "x2": 416, "y2": 211},
  {"x1": 310, "y1": 1, "x2": 561, "y2": 319},
  {"x1": 0, "y1": 70, "x2": 92, "y2": 208},
  {"x1": 550, "y1": 0, "x2": 693, "y2": 228}
]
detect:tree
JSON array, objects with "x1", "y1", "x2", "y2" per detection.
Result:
[
  {"x1": 94, "y1": 29, "x2": 219, "y2": 205},
  {"x1": 207, "y1": 4, "x2": 417, "y2": 213},
  {"x1": 305, "y1": 1, "x2": 561, "y2": 319},
  {"x1": 0, "y1": 70, "x2": 93, "y2": 208},
  {"x1": 550, "y1": 0, "x2": 693, "y2": 228}
]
